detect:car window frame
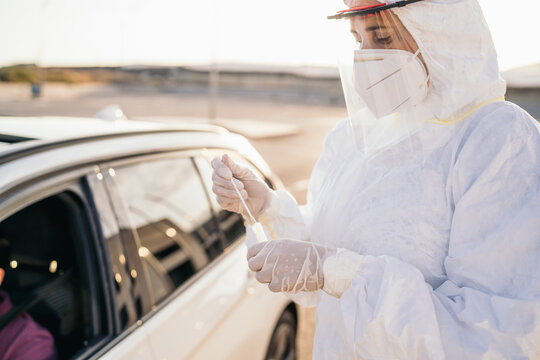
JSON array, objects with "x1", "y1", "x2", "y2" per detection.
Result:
[{"x1": 0, "y1": 166, "x2": 114, "y2": 359}]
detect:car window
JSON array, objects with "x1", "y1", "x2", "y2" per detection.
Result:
[
  {"x1": 0, "y1": 189, "x2": 103, "y2": 360},
  {"x1": 111, "y1": 157, "x2": 223, "y2": 306}
]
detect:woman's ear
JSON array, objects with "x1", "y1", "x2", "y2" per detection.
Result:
[{"x1": 0, "y1": 268, "x2": 4, "y2": 286}]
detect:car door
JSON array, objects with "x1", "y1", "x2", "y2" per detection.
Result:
[
  {"x1": 0, "y1": 165, "x2": 155, "y2": 360},
  {"x1": 99, "y1": 152, "x2": 256, "y2": 359}
]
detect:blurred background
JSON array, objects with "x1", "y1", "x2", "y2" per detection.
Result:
[{"x1": 1, "y1": 1, "x2": 539, "y2": 358}]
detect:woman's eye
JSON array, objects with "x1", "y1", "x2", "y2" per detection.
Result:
[{"x1": 375, "y1": 34, "x2": 393, "y2": 45}]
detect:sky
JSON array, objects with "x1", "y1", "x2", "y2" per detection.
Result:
[{"x1": 0, "y1": 0, "x2": 539, "y2": 71}]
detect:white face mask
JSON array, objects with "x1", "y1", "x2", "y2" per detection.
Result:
[{"x1": 353, "y1": 48, "x2": 429, "y2": 118}]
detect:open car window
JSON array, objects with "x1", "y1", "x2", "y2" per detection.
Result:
[{"x1": 0, "y1": 188, "x2": 105, "y2": 360}]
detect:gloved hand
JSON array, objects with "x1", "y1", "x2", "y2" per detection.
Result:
[
  {"x1": 211, "y1": 154, "x2": 274, "y2": 220},
  {"x1": 247, "y1": 239, "x2": 337, "y2": 293}
]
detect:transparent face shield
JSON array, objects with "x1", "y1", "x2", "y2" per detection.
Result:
[{"x1": 329, "y1": 1, "x2": 433, "y2": 153}]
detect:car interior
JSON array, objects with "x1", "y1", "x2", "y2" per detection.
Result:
[{"x1": 0, "y1": 191, "x2": 99, "y2": 359}]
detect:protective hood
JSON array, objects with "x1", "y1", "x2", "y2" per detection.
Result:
[{"x1": 344, "y1": 0, "x2": 506, "y2": 121}]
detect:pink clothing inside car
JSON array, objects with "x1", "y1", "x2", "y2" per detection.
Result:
[{"x1": 0, "y1": 290, "x2": 57, "y2": 360}]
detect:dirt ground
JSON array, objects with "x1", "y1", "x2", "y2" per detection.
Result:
[{"x1": 0, "y1": 83, "x2": 348, "y2": 359}]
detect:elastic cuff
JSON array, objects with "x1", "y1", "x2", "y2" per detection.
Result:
[
  {"x1": 258, "y1": 190, "x2": 281, "y2": 223},
  {"x1": 322, "y1": 248, "x2": 363, "y2": 298}
]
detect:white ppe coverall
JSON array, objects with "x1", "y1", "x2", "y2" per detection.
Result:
[
  {"x1": 246, "y1": 0, "x2": 540, "y2": 358},
  {"x1": 259, "y1": 103, "x2": 540, "y2": 359}
]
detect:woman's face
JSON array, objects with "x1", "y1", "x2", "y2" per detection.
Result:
[
  {"x1": 347, "y1": 0, "x2": 429, "y2": 73},
  {"x1": 348, "y1": 0, "x2": 419, "y2": 52}
]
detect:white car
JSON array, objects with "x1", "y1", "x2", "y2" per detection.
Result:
[{"x1": 0, "y1": 116, "x2": 297, "y2": 360}]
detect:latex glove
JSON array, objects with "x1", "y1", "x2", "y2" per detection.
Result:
[
  {"x1": 247, "y1": 239, "x2": 337, "y2": 293},
  {"x1": 211, "y1": 154, "x2": 274, "y2": 220}
]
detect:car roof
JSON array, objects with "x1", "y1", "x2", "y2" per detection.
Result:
[
  {"x1": 0, "y1": 116, "x2": 273, "y2": 202},
  {"x1": 0, "y1": 116, "x2": 225, "y2": 141},
  {"x1": 0, "y1": 116, "x2": 232, "y2": 163}
]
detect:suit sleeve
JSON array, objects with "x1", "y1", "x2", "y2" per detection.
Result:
[{"x1": 333, "y1": 107, "x2": 540, "y2": 359}]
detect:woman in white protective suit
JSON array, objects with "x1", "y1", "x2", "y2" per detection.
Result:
[{"x1": 211, "y1": 0, "x2": 540, "y2": 358}]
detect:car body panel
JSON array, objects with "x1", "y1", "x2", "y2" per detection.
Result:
[
  {"x1": 141, "y1": 241, "x2": 289, "y2": 360},
  {"x1": 96, "y1": 326, "x2": 155, "y2": 360}
]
